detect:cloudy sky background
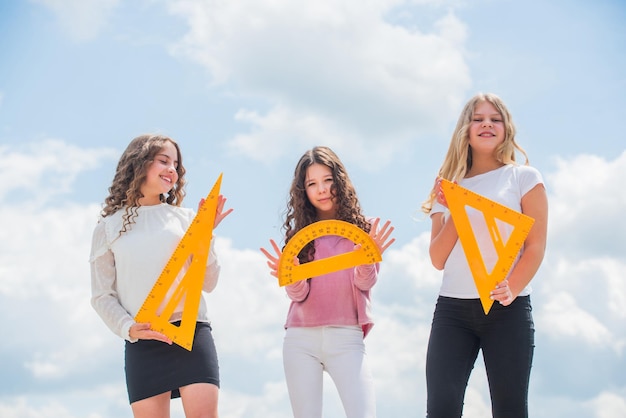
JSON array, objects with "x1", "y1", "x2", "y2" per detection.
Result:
[{"x1": 1, "y1": 0, "x2": 625, "y2": 417}]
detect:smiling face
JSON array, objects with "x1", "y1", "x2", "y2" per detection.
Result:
[
  {"x1": 304, "y1": 163, "x2": 337, "y2": 220},
  {"x1": 468, "y1": 100, "x2": 505, "y2": 155},
  {"x1": 139, "y1": 141, "x2": 179, "y2": 205}
]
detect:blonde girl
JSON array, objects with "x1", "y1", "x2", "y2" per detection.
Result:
[{"x1": 422, "y1": 93, "x2": 548, "y2": 418}]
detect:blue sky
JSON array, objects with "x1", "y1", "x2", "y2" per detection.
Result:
[{"x1": 1, "y1": 0, "x2": 625, "y2": 417}]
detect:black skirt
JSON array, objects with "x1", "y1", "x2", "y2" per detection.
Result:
[{"x1": 124, "y1": 321, "x2": 220, "y2": 404}]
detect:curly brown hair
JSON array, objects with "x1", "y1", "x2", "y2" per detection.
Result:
[
  {"x1": 101, "y1": 134, "x2": 187, "y2": 236},
  {"x1": 283, "y1": 146, "x2": 370, "y2": 264}
]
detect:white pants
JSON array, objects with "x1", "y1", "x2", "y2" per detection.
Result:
[{"x1": 283, "y1": 326, "x2": 376, "y2": 418}]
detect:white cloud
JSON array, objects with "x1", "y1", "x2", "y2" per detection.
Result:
[
  {"x1": 218, "y1": 382, "x2": 291, "y2": 418},
  {"x1": 228, "y1": 105, "x2": 405, "y2": 169},
  {"x1": 539, "y1": 291, "x2": 612, "y2": 347},
  {"x1": 167, "y1": 0, "x2": 471, "y2": 166},
  {"x1": 533, "y1": 151, "x2": 626, "y2": 353},
  {"x1": 546, "y1": 151, "x2": 626, "y2": 259},
  {"x1": 0, "y1": 397, "x2": 75, "y2": 418},
  {"x1": 541, "y1": 255, "x2": 626, "y2": 323},
  {"x1": 587, "y1": 391, "x2": 626, "y2": 418},
  {"x1": 385, "y1": 232, "x2": 442, "y2": 291},
  {"x1": 0, "y1": 140, "x2": 117, "y2": 204},
  {"x1": 207, "y1": 238, "x2": 287, "y2": 358}
]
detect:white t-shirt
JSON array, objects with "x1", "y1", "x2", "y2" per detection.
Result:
[
  {"x1": 89, "y1": 203, "x2": 219, "y2": 341},
  {"x1": 431, "y1": 164, "x2": 544, "y2": 299}
]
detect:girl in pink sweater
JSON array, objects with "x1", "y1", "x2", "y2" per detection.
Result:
[{"x1": 261, "y1": 146, "x2": 395, "y2": 418}]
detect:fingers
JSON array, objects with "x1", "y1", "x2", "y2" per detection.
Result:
[
  {"x1": 213, "y1": 195, "x2": 233, "y2": 229},
  {"x1": 370, "y1": 218, "x2": 396, "y2": 254},
  {"x1": 259, "y1": 247, "x2": 274, "y2": 261},
  {"x1": 370, "y1": 217, "x2": 380, "y2": 233},
  {"x1": 149, "y1": 331, "x2": 173, "y2": 344},
  {"x1": 379, "y1": 236, "x2": 396, "y2": 253},
  {"x1": 131, "y1": 323, "x2": 173, "y2": 344},
  {"x1": 434, "y1": 177, "x2": 449, "y2": 208},
  {"x1": 260, "y1": 248, "x2": 278, "y2": 271},
  {"x1": 260, "y1": 240, "x2": 281, "y2": 260},
  {"x1": 260, "y1": 239, "x2": 285, "y2": 277},
  {"x1": 270, "y1": 239, "x2": 282, "y2": 254},
  {"x1": 377, "y1": 220, "x2": 394, "y2": 242},
  {"x1": 133, "y1": 322, "x2": 151, "y2": 332},
  {"x1": 490, "y1": 280, "x2": 514, "y2": 306},
  {"x1": 217, "y1": 195, "x2": 231, "y2": 215},
  {"x1": 199, "y1": 194, "x2": 233, "y2": 229}
]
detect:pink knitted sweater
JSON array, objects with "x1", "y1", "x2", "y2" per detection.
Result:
[{"x1": 284, "y1": 234, "x2": 380, "y2": 338}]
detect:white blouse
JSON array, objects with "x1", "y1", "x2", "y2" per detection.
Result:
[
  {"x1": 431, "y1": 164, "x2": 544, "y2": 299},
  {"x1": 89, "y1": 204, "x2": 219, "y2": 342}
]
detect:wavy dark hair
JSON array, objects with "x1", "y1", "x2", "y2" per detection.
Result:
[
  {"x1": 100, "y1": 134, "x2": 186, "y2": 236},
  {"x1": 283, "y1": 146, "x2": 370, "y2": 264}
]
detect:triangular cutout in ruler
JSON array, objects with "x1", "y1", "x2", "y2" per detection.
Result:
[
  {"x1": 277, "y1": 219, "x2": 382, "y2": 287},
  {"x1": 135, "y1": 173, "x2": 223, "y2": 350},
  {"x1": 441, "y1": 178, "x2": 535, "y2": 314}
]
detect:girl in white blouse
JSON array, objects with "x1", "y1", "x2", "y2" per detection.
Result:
[{"x1": 90, "y1": 134, "x2": 232, "y2": 418}]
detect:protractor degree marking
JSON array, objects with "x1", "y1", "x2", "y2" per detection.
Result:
[{"x1": 276, "y1": 220, "x2": 382, "y2": 287}]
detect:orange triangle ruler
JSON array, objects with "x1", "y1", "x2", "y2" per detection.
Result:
[
  {"x1": 441, "y1": 178, "x2": 535, "y2": 314},
  {"x1": 277, "y1": 219, "x2": 382, "y2": 287},
  {"x1": 135, "y1": 173, "x2": 222, "y2": 350}
]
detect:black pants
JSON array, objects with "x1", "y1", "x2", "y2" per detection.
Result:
[{"x1": 426, "y1": 296, "x2": 534, "y2": 418}]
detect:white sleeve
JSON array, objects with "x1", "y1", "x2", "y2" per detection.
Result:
[
  {"x1": 519, "y1": 165, "x2": 545, "y2": 196},
  {"x1": 202, "y1": 239, "x2": 221, "y2": 293},
  {"x1": 89, "y1": 221, "x2": 137, "y2": 342}
]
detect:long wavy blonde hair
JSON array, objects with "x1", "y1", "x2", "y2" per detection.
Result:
[
  {"x1": 283, "y1": 146, "x2": 370, "y2": 264},
  {"x1": 421, "y1": 93, "x2": 529, "y2": 214},
  {"x1": 101, "y1": 134, "x2": 187, "y2": 236}
]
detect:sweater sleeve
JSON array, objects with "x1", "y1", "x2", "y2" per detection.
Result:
[
  {"x1": 285, "y1": 279, "x2": 310, "y2": 302},
  {"x1": 89, "y1": 221, "x2": 137, "y2": 342},
  {"x1": 352, "y1": 217, "x2": 381, "y2": 290},
  {"x1": 354, "y1": 263, "x2": 379, "y2": 291},
  {"x1": 202, "y1": 239, "x2": 220, "y2": 293}
]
